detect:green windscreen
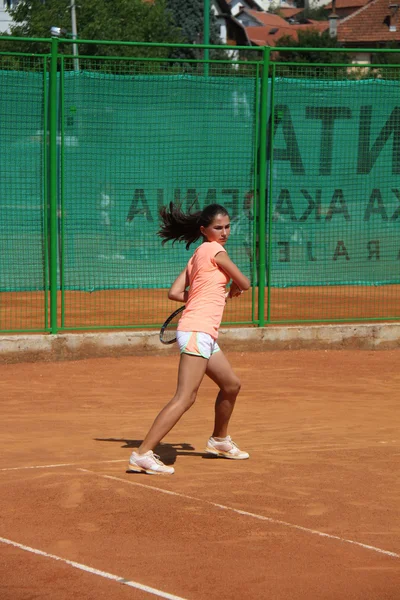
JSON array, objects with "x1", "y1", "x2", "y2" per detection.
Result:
[
  {"x1": 0, "y1": 61, "x2": 48, "y2": 332},
  {"x1": 0, "y1": 69, "x2": 46, "y2": 293},
  {"x1": 0, "y1": 68, "x2": 256, "y2": 293},
  {"x1": 1, "y1": 65, "x2": 399, "y2": 298},
  {"x1": 269, "y1": 71, "x2": 400, "y2": 288},
  {"x1": 60, "y1": 70, "x2": 256, "y2": 293}
]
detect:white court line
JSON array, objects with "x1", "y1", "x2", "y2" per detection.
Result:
[
  {"x1": 0, "y1": 459, "x2": 126, "y2": 472},
  {"x1": 0, "y1": 447, "x2": 372, "y2": 472},
  {"x1": 79, "y1": 469, "x2": 400, "y2": 560},
  {"x1": 0, "y1": 536, "x2": 188, "y2": 600},
  {"x1": 2, "y1": 442, "x2": 395, "y2": 472}
]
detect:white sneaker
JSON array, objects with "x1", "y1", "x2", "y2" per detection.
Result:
[
  {"x1": 205, "y1": 436, "x2": 249, "y2": 460},
  {"x1": 127, "y1": 450, "x2": 175, "y2": 475}
]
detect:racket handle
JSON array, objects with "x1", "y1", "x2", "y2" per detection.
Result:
[{"x1": 225, "y1": 289, "x2": 243, "y2": 299}]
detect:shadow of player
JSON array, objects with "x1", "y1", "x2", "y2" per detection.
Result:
[{"x1": 94, "y1": 437, "x2": 216, "y2": 466}]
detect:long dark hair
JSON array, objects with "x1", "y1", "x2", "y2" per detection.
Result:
[{"x1": 158, "y1": 202, "x2": 230, "y2": 250}]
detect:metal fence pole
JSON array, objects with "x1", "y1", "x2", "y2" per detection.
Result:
[
  {"x1": 49, "y1": 37, "x2": 59, "y2": 334},
  {"x1": 257, "y1": 46, "x2": 270, "y2": 327},
  {"x1": 266, "y1": 63, "x2": 276, "y2": 323},
  {"x1": 203, "y1": 0, "x2": 210, "y2": 76},
  {"x1": 70, "y1": 0, "x2": 80, "y2": 72}
]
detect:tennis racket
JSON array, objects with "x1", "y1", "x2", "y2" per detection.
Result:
[
  {"x1": 159, "y1": 305, "x2": 185, "y2": 345},
  {"x1": 159, "y1": 291, "x2": 230, "y2": 345}
]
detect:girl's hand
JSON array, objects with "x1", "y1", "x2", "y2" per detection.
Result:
[{"x1": 228, "y1": 282, "x2": 243, "y2": 298}]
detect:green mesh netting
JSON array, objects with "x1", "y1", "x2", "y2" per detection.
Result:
[
  {"x1": 0, "y1": 69, "x2": 46, "y2": 293},
  {"x1": 270, "y1": 74, "x2": 400, "y2": 287},
  {"x1": 1, "y1": 70, "x2": 256, "y2": 292},
  {"x1": 1, "y1": 68, "x2": 399, "y2": 294}
]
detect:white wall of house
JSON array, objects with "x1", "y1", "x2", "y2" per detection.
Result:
[
  {"x1": 228, "y1": 0, "x2": 332, "y2": 17},
  {"x1": 0, "y1": 2, "x2": 13, "y2": 34},
  {"x1": 306, "y1": 0, "x2": 331, "y2": 7},
  {"x1": 229, "y1": 1, "x2": 253, "y2": 17},
  {"x1": 350, "y1": 52, "x2": 372, "y2": 65},
  {"x1": 218, "y1": 21, "x2": 228, "y2": 43}
]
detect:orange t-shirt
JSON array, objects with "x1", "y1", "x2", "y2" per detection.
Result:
[{"x1": 177, "y1": 241, "x2": 230, "y2": 339}]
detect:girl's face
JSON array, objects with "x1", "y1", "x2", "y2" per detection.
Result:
[{"x1": 200, "y1": 213, "x2": 231, "y2": 246}]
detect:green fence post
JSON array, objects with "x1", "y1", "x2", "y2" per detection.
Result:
[
  {"x1": 49, "y1": 36, "x2": 59, "y2": 334},
  {"x1": 203, "y1": 0, "x2": 210, "y2": 76},
  {"x1": 42, "y1": 57, "x2": 49, "y2": 331},
  {"x1": 266, "y1": 64, "x2": 276, "y2": 323},
  {"x1": 257, "y1": 46, "x2": 270, "y2": 327}
]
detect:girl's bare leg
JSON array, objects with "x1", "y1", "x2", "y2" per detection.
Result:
[
  {"x1": 138, "y1": 353, "x2": 208, "y2": 454},
  {"x1": 206, "y1": 350, "x2": 241, "y2": 438}
]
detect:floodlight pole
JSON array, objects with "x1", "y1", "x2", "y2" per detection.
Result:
[
  {"x1": 70, "y1": 0, "x2": 79, "y2": 71},
  {"x1": 204, "y1": 0, "x2": 210, "y2": 76}
]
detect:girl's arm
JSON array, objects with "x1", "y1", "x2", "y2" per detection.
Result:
[
  {"x1": 214, "y1": 251, "x2": 251, "y2": 294},
  {"x1": 168, "y1": 268, "x2": 190, "y2": 303}
]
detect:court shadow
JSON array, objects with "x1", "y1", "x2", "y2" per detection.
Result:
[{"x1": 94, "y1": 437, "x2": 213, "y2": 465}]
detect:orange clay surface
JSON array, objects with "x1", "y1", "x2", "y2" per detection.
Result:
[
  {"x1": 0, "y1": 349, "x2": 399, "y2": 600},
  {"x1": 2, "y1": 285, "x2": 400, "y2": 332}
]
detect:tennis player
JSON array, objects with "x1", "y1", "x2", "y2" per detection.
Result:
[{"x1": 128, "y1": 203, "x2": 251, "y2": 475}]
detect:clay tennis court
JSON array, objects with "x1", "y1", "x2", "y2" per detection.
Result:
[{"x1": 1, "y1": 348, "x2": 399, "y2": 599}]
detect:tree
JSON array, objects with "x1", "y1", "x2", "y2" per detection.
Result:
[
  {"x1": 302, "y1": 7, "x2": 329, "y2": 21},
  {"x1": 274, "y1": 29, "x2": 348, "y2": 71},
  {"x1": 1, "y1": 0, "x2": 183, "y2": 59},
  {"x1": 371, "y1": 41, "x2": 400, "y2": 65},
  {"x1": 165, "y1": 0, "x2": 225, "y2": 60},
  {"x1": 272, "y1": 3, "x2": 328, "y2": 21}
]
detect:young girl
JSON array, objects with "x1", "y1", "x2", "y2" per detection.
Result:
[{"x1": 128, "y1": 203, "x2": 251, "y2": 475}]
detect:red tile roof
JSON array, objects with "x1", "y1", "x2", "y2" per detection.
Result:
[
  {"x1": 245, "y1": 25, "x2": 292, "y2": 45},
  {"x1": 245, "y1": 9, "x2": 290, "y2": 27},
  {"x1": 242, "y1": 0, "x2": 400, "y2": 46},
  {"x1": 337, "y1": 0, "x2": 400, "y2": 42},
  {"x1": 246, "y1": 21, "x2": 328, "y2": 46},
  {"x1": 278, "y1": 7, "x2": 304, "y2": 18},
  {"x1": 242, "y1": 8, "x2": 328, "y2": 46}
]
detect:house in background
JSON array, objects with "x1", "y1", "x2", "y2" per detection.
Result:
[
  {"x1": 228, "y1": 0, "x2": 268, "y2": 16},
  {"x1": 324, "y1": 0, "x2": 370, "y2": 18},
  {"x1": 228, "y1": 0, "x2": 334, "y2": 13},
  {"x1": 2, "y1": 0, "x2": 399, "y2": 66},
  {"x1": 212, "y1": 0, "x2": 250, "y2": 58},
  {"x1": 235, "y1": 7, "x2": 327, "y2": 45},
  {"x1": 228, "y1": 0, "x2": 302, "y2": 15},
  {"x1": 334, "y1": 0, "x2": 400, "y2": 63},
  {"x1": 233, "y1": 0, "x2": 400, "y2": 63}
]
